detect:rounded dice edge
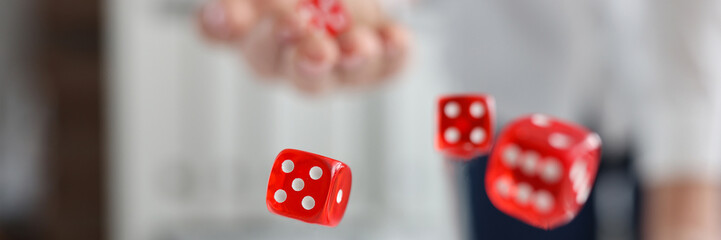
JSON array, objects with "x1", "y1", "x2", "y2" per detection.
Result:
[{"x1": 324, "y1": 162, "x2": 352, "y2": 227}]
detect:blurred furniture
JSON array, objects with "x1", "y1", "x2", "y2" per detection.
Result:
[{"x1": 38, "y1": 0, "x2": 106, "y2": 239}]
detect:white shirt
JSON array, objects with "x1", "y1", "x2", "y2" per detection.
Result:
[{"x1": 407, "y1": 0, "x2": 721, "y2": 184}]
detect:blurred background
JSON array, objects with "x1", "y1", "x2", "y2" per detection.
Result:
[
  {"x1": 2, "y1": 0, "x2": 459, "y2": 239},
  {"x1": 0, "y1": 0, "x2": 708, "y2": 239}
]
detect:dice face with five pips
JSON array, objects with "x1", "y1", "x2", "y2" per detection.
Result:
[
  {"x1": 266, "y1": 149, "x2": 352, "y2": 227},
  {"x1": 436, "y1": 94, "x2": 496, "y2": 160},
  {"x1": 485, "y1": 114, "x2": 601, "y2": 229},
  {"x1": 298, "y1": 0, "x2": 349, "y2": 36}
]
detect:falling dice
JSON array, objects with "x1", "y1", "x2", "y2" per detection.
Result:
[
  {"x1": 299, "y1": 0, "x2": 349, "y2": 36},
  {"x1": 436, "y1": 94, "x2": 496, "y2": 160},
  {"x1": 266, "y1": 149, "x2": 352, "y2": 227},
  {"x1": 485, "y1": 114, "x2": 601, "y2": 229}
]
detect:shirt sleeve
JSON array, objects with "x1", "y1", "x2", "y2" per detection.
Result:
[{"x1": 635, "y1": 0, "x2": 721, "y2": 185}]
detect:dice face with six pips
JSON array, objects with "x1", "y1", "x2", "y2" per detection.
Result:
[
  {"x1": 436, "y1": 94, "x2": 496, "y2": 160},
  {"x1": 485, "y1": 114, "x2": 601, "y2": 229},
  {"x1": 266, "y1": 149, "x2": 352, "y2": 227}
]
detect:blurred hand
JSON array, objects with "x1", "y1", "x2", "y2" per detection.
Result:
[{"x1": 198, "y1": 0, "x2": 410, "y2": 94}]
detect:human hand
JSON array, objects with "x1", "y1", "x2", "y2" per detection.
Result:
[{"x1": 198, "y1": 0, "x2": 411, "y2": 94}]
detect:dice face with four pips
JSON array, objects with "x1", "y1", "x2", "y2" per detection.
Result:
[
  {"x1": 298, "y1": 0, "x2": 349, "y2": 36},
  {"x1": 436, "y1": 94, "x2": 496, "y2": 160},
  {"x1": 266, "y1": 149, "x2": 352, "y2": 227},
  {"x1": 485, "y1": 114, "x2": 601, "y2": 229}
]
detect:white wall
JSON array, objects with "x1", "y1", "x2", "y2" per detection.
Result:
[{"x1": 107, "y1": 0, "x2": 457, "y2": 239}]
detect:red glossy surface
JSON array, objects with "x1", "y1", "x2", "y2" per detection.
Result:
[
  {"x1": 485, "y1": 114, "x2": 601, "y2": 229},
  {"x1": 299, "y1": 0, "x2": 349, "y2": 36},
  {"x1": 266, "y1": 149, "x2": 352, "y2": 227},
  {"x1": 436, "y1": 94, "x2": 496, "y2": 160}
]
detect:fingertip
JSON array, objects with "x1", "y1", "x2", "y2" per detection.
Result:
[
  {"x1": 337, "y1": 27, "x2": 382, "y2": 71},
  {"x1": 288, "y1": 32, "x2": 340, "y2": 93},
  {"x1": 228, "y1": 0, "x2": 259, "y2": 38},
  {"x1": 378, "y1": 23, "x2": 411, "y2": 78},
  {"x1": 379, "y1": 22, "x2": 411, "y2": 59},
  {"x1": 271, "y1": 0, "x2": 313, "y2": 43},
  {"x1": 198, "y1": 0, "x2": 231, "y2": 40},
  {"x1": 291, "y1": 58, "x2": 335, "y2": 94},
  {"x1": 198, "y1": 0, "x2": 257, "y2": 42},
  {"x1": 295, "y1": 55, "x2": 333, "y2": 77},
  {"x1": 295, "y1": 32, "x2": 340, "y2": 71}
]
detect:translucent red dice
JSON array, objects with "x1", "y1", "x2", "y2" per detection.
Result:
[
  {"x1": 485, "y1": 114, "x2": 601, "y2": 229},
  {"x1": 266, "y1": 149, "x2": 352, "y2": 227},
  {"x1": 436, "y1": 94, "x2": 496, "y2": 160},
  {"x1": 299, "y1": 0, "x2": 349, "y2": 36}
]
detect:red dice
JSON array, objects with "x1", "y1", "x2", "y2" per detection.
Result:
[
  {"x1": 436, "y1": 94, "x2": 496, "y2": 159},
  {"x1": 266, "y1": 149, "x2": 352, "y2": 227},
  {"x1": 485, "y1": 114, "x2": 601, "y2": 229},
  {"x1": 299, "y1": 0, "x2": 349, "y2": 36}
]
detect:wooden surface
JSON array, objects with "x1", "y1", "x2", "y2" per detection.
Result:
[{"x1": 37, "y1": 0, "x2": 106, "y2": 239}]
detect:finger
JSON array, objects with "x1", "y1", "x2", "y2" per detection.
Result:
[
  {"x1": 198, "y1": 0, "x2": 259, "y2": 42},
  {"x1": 377, "y1": 22, "x2": 411, "y2": 79},
  {"x1": 286, "y1": 31, "x2": 340, "y2": 94},
  {"x1": 267, "y1": 0, "x2": 312, "y2": 42},
  {"x1": 341, "y1": 0, "x2": 384, "y2": 27},
  {"x1": 240, "y1": 0, "x2": 312, "y2": 77},
  {"x1": 240, "y1": 16, "x2": 285, "y2": 77},
  {"x1": 336, "y1": 26, "x2": 383, "y2": 86}
]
